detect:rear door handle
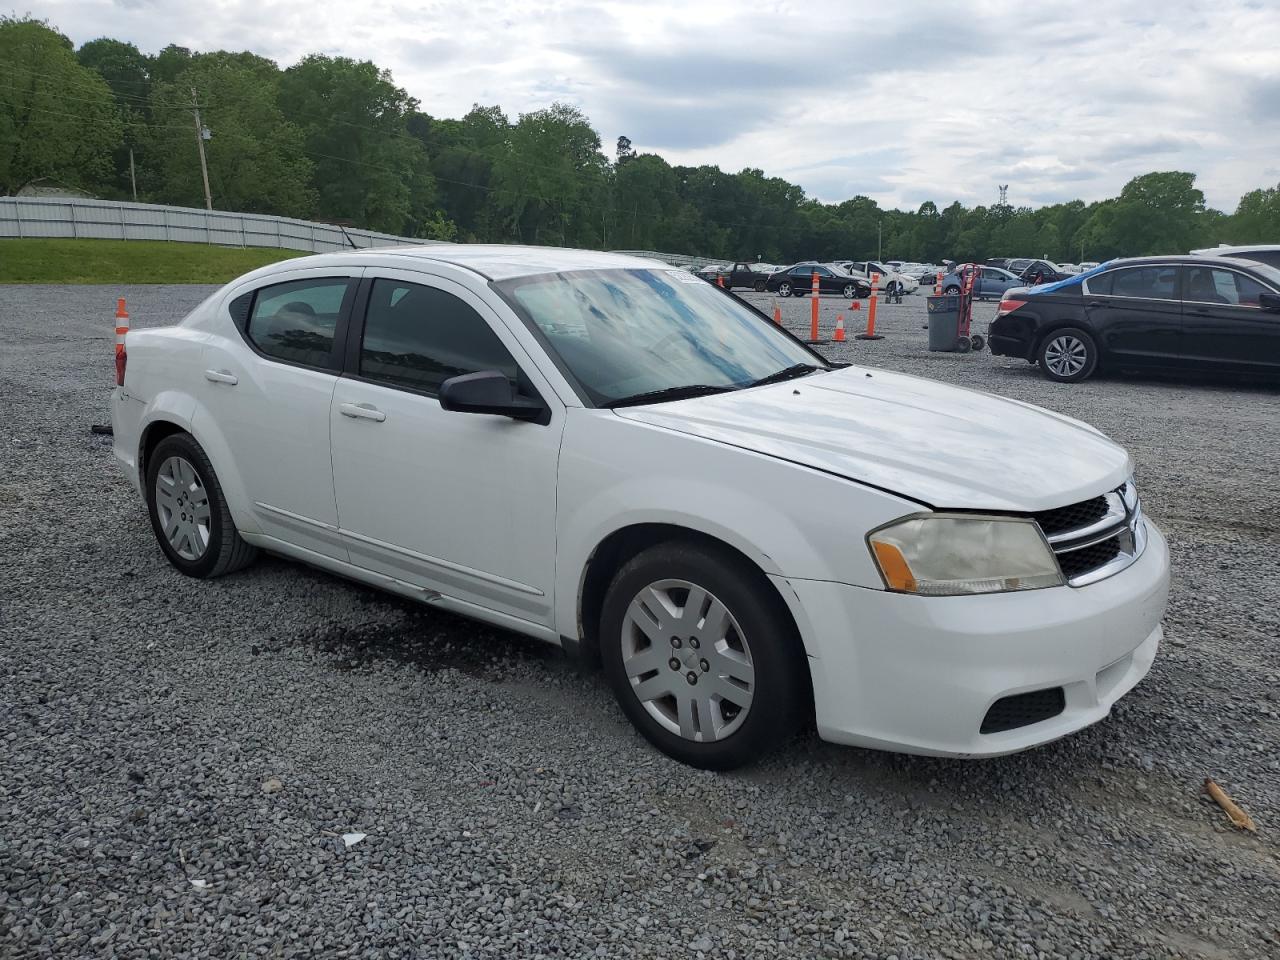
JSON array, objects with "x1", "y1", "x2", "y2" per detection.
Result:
[
  {"x1": 339, "y1": 401, "x2": 386, "y2": 423},
  {"x1": 1085, "y1": 300, "x2": 1105, "y2": 308},
  {"x1": 204, "y1": 369, "x2": 238, "y2": 385}
]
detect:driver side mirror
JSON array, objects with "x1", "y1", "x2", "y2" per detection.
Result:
[
  {"x1": 1259, "y1": 291, "x2": 1280, "y2": 312},
  {"x1": 439, "y1": 370, "x2": 548, "y2": 423}
]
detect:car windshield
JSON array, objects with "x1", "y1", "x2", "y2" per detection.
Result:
[{"x1": 496, "y1": 268, "x2": 825, "y2": 407}]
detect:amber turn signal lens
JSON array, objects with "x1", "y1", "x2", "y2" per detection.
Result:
[{"x1": 871, "y1": 541, "x2": 917, "y2": 593}]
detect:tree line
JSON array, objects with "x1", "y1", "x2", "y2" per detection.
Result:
[{"x1": 3, "y1": 16, "x2": 1278, "y2": 264}]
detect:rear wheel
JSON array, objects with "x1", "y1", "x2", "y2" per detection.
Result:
[
  {"x1": 753, "y1": 279, "x2": 767, "y2": 292},
  {"x1": 1038, "y1": 327, "x2": 1097, "y2": 383},
  {"x1": 600, "y1": 541, "x2": 807, "y2": 770},
  {"x1": 777, "y1": 281, "x2": 793, "y2": 298},
  {"x1": 145, "y1": 433, "x2": 257, "y2": 578}
]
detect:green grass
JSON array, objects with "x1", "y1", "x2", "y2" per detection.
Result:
[{"x1": 0, "y1": 238, "x2": 308, "y2": 284}]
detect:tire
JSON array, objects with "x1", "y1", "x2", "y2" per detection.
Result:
[
  {"x1": 1037, "y1": 326, "x2": 1098, "y2": 383},
  {"x1": 753, "y1": 279, "x2": 767, "y2": 292},
  {"x1": 956, "y1": 336, "x2": 971, "y2": 353},
  {"x1": 145, "y1": 432, "x2": 258, "y2": 578},
  {"x1": 777, "y1": 281, "x2": 793, "y2": 298},
  {"x1": 600, "y1": 540, "x2": 807, "y2": 770},
  {"x1": 970, "y1": 334, "x2": 986, "y2": 352},
  {"x1": 842, "y1": 283, "x2": 857, "y2": 300},
  {"x1": 944, "y1": 285, "x2": 961, "y2": 295}
]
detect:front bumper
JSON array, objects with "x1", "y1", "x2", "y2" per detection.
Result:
[{"x1": 775, "y1": 520, "x2": 1170, "y2": 757}]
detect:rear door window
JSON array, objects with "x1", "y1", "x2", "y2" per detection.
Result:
[
  {"x1": 246, "y1": 278, "x2": 354, "y2": 368},
  {"x1": 1108, "y1": 266, "x2": 1179, "y2": 300}
]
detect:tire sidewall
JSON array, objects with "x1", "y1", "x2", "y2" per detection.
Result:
[
  {"x1": 144, "y1": 433, "x2": 230, "y2": 578},
  {"x1": 842, "y1": 284, "x2": 855, "y2": 299},
  {"x1": 1038, "y1": 326, "x2": 1098, "y2": 383},
  {"x1": 599, "y1": 542, "x2": 805, "y2": 770},
  {"x1": 778, "y1": 282, "x2": 792, "y2": 297}
]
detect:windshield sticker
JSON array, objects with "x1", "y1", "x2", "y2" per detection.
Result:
[{"x1": 665, "y1": 269, "x2": 702, "y2": 284}]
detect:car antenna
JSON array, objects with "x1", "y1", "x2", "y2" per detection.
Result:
[{"x1": 338, "y1": 225, "x2": 358, "y2": 250}]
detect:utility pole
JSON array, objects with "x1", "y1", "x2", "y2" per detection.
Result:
[
  {"x1": 877, "y1": 221, "x2": 882, "y2": 261},
  {"x1": 191, "y1": 87, "x2": 212, "y2": 211},
  {"x1": 128, "y1": 147, "x2": 137, "y2": 201}
]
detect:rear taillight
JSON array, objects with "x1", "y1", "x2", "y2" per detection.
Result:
[
  {"x1": 115, "y1": 348, "x2": 126, "y2": 386},
  {"x1": 996, "y1": 298, "x2": 1026, "y2": 317}
]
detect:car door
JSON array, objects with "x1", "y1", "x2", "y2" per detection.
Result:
[
  {"x1": 1181, "y1": 264, "x2": 1280, "y2": 373},
  {"x1": 1082, "y1": 265, "x2": 1183, "y2": 367},
  {"x1": 195, "y1": 268, "x2": 361, "y2": 560},
  {"x1": 329, "y1": 270, "x2": 564, "y2": 629}
]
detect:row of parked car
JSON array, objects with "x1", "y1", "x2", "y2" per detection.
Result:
[{"x1": 695, "y1": 260, "x2": 921, "y2": 298}]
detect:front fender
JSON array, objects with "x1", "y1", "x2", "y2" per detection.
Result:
[{"x1": 553, "y1": 410, "x2": 920, "y2": 643}]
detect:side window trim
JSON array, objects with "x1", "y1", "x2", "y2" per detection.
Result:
[{"x1": 230, "y1": 276, "x2": 360, "y2": 373}]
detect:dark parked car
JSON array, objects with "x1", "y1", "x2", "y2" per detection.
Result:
[
  {"x1": 1005, "y1": 259, "x2": 1071, "y2": 284},
  {"x1": 988, "y1": 255, "x2": 1280, "y2": 383},
  {"x1": 719, "y1": 261, "x2": 770, "y2": 292},
  {"x1": 765, "y1": 263, "x2": 870, "y2": 299}
]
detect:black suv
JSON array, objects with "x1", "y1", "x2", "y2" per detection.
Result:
[{"x1": 988, "y1": 255, "x2": 1280, "y2": 383}]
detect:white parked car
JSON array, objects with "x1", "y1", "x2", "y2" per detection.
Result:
[
  {"x1": 842, "y1": 260, "x2": 921, "y2": 295},
  {"x1": 1191, "y1": 243, "x2": 1280, "y2": 270},
  {"x1": 111, "y1": 245, "x2": 1169, "y2": 770}
]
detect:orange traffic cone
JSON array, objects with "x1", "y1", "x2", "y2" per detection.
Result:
[
  {"x1": 833, "y1": 314, "x2": 846, "y2": 342},
  {"x1": 772, "y1": 299, "x2": 782, "y2": 325}
]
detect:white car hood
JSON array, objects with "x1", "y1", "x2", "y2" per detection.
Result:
[{"x1": 614, "y1": 366, "x2": 1131, "y2": 512}]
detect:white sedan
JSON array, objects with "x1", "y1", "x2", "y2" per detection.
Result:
[{"x1": 111, "y1": 245, "x2": 1169, "y2": 769}]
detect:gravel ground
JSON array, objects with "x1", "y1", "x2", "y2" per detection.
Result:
[{"x1": 2, "y1": 282, "x2": 1279, "y2": 960}]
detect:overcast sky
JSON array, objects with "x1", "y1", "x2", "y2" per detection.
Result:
[{"x1": 35, "y1": 0, "x2": 1280, "y2": 212}]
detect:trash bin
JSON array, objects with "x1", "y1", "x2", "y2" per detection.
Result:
[{"x1": 927, "y1": 295, "x2": 962, "y2": 352}]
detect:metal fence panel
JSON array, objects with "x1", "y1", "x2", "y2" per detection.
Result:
[
  {"x1": 0, "y1": 198, "x2": 714, "y2": 264},
  {"x1": 0, "y1": 196, "x2": 444, "y2": 254}
]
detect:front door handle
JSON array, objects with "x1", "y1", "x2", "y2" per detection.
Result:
[
  {"x1": 204, "y1": 369, "x2": 238, "y2": 385},
  {"x1": 339, "y1": 401, "x2": 386, "y2": 423}
]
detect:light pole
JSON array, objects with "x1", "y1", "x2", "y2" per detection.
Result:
[{"x1": 877, "y1": 221, "x2": 882, "y2": 261}]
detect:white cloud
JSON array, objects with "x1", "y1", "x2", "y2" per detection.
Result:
[{"x1": 36, "y1": 0, "x2": 1280, "y2": 211}]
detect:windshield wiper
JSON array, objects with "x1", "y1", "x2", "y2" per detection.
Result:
[
  {"x1": 746, "y1": 362, "x2": 824, "y2": 388},
  {"x1": 607, "y1": 384, "x2": 736, "y2": 408}
]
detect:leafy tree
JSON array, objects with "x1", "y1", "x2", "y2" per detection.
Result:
[
  {"x1": 1108, "y1": 171, "x2": 1206, "y2": 255},
  {"x1": 146, "y1": 52, "x2": 314, "y2": 215},
  {"x1": 77, "y1": 37, "x2": 153, "y2": 198},
  {"x1": 490, "y1": 102, "x2": 608, "y2": 246},
  {"x1": 0, "y1": 17, "x2": 121, "y2": 195},
  {"x1": 279, "y1": 55, "x2": 439, "y2": 235},
  {"x1": 1229, "y1": 184, "x2": 1280, "y2": 241}
]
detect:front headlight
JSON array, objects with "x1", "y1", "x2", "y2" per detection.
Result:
[{"x1": 868, "y1": 514, "x2": 1064, "y2": 596}]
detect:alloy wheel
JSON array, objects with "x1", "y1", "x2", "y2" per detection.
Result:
[
  {"x1": 620, "y1": 579, "x2": 755, "y2": 743},
  {"x1": 155, "y1": 455, "x2": 212, "y2": 561},
  {"x1": 1044, "y1": 335, "x2": 1089, "y2": 378}
]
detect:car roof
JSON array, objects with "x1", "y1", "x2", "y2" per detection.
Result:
[
  {"x1": 1191, "y1": 244, "x2": 1280, "y2": 256},
  {"x1": 251, "y1": 244, "x2": 671, "y2": 282},
  {"x1": 1098, "y1": 254, "x2": 1267, "y2": 270}
]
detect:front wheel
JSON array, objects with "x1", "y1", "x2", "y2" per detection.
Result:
[
  {"x1": 145, "y1": 432, "x2": 258, "y2": 578},
  {"x1": 777, "y1": 281, "x2": 793, "y2": 298},
  {"x1": 600, "y1": 541, "x2": 807, "y2": 770},
  {"x1": 842, "y1": 283, "x2": 857, "y2": 300},
  {"x1": 1038, "y1": 327, "x2": 1097, "y2": 383},
  {"x1": 753, "y1": 279, "x2": 767, "y2": 292}
]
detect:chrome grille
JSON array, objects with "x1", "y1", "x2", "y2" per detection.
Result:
[{"x1": 1037, "y1": 482, "x2": 1145, "y2": 586}]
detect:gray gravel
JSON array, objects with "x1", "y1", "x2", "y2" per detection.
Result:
[{"x1": 2, "y1": 282, "x2": 1279, "y2": 959}]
